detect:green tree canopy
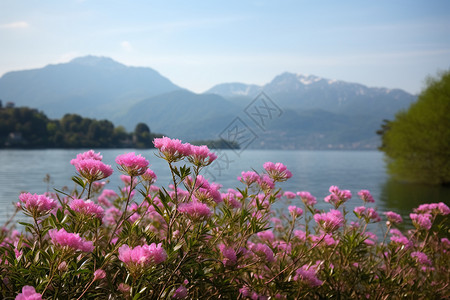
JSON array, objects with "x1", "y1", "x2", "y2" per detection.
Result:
[{"x1": 379, "y1": 70, "x2": 450, "y2": 185}]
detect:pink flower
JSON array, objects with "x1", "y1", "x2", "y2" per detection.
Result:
[
  {"x1": 384, "y1": 211, "x2": 403, "y2": 224},
  {"x1": 218, "y1": 244, "x2": 237, "y2": 266},
  {"x1": 15, "y1": 285, "x2": 42, "y2": 300},
  {"x1": 116, "y1": 152, "x2": 149, "y2": 176},
  {"x1": 288, "y1": 205, "x2": 303, "y2": 218},
  {"x1": 93, "y1": 269, "x2": 106, "y2": 281},
  {"x1": 283, "y1": 191, "x2": 296, "y2": 199},
  {"x1": 250, "y1": 243, "x2": 274, "y2": 263},
  {"x1": 153, "y1": 137, "x2": 191, "y2": 162},
  {"x1": 389, "y1": 229, "x2": 412, "y2": 248},
  {"x1": 297, "y1": 191, "x2": 317, "y2": 206},
  {"x1": 19, "y1": 193, "x2": 57, "y2": 215},
  {"x1": 178, "y1": 201, "x2": 212, "y2": 221},
  {"x1": 172, "y1": 285, "x2": 188, "y2": 299},
  {"x1": 69, "y1": 199, "x2": 104, "y2": 219},
  {"x1": 410, "y1": 213, "x2": 432, "y2": 230},
  {"x1": 294, "y1": 263, "x2": 323, "y2": 287},
  {"x1": 353, "y1": 206, "x2": 381, "y2": 222},
  {"x1": 294, "y1": 230, "x2": 307, "y2": 242},
  {"x1": 414, "y1": 202, "x2": 450, "y2": 215},
  {"x1": 411, "y1": 251, "x2": 432, "y2": 265},
  {"x1": 324, "y1": 186, "x2": 352, "y2": 208},
  {"x1": 70, "y1": 150, "x2": 103, "y2": 163},
  {"x1": 118, "y1": 243, "x2": 167, "y2": 267},
  {"x1": 358, "y1": 189, "x2": 375, "y2": 203},
  {"x1": 257, "y1": 230, "x2": 275, "y2": 243},
  {"x1": 49, "y1": 228, "x2": 94, "y2": 252},
  {"x1": 142, "y1": 168, "x2": 157, "y2": 184},
  {"x1": 187, "y1": 144, "x2": 217, "y2": 167},
  {"x1": 258, "y1": 174, "x2": 275, "y2": 191},
  {"x1": 263, "y1": 162, "x2": 292, "y2": 182},
  {"x1": 238, "y1": 171, "x2": 260, "y2": 186},
  {"x1": 72, "y1": 158, "x2": 113, "y2": 182},
  {"x1": 221, "y1": 190, "x2": 242, "y2": 209},
  {"x1": 314, "y1": 209, "x2": 344, "y2": 232}
]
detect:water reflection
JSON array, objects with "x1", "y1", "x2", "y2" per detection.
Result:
[{"x1": 379, "y1": 178, "x2": 450, "y2": 219}]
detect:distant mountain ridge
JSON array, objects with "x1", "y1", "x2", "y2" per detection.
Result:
[
  {"x1": 0, "y1": 55, "x2": 181, "y2": 119},
  {"x1": 0, "y1": 56, "x2": 417, "y2": 149}
]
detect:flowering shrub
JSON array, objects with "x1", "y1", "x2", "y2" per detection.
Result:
[{"x1": 0, "y1": 138, "x2": 449, "y2": 299}]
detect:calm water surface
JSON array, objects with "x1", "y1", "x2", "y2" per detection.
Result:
[{"x1": 1, "y1": 149, "x2": 449, "y2": 224}]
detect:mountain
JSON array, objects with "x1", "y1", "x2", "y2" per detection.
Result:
[
  {"x1": 205, "y1": 72, "x2": 417, "y2": 149},
  {"x1": 0, "y1": 57, "x2": 418, "y2": 149},
  {"x1": 0, "y1": 55, "x2": 181, "y2": 120},
  {"x1": 206, "y1": 72, "x2": 416, "y2": 118},
  {"x1": 117, "y1": 89, "x2": 241, "y2": 141}
]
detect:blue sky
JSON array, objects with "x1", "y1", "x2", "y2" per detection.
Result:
[{"x1": 1, "y1": 0, "x2": 449, "y2": 94}]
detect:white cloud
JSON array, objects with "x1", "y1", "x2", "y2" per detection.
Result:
[
  {"x1": 121, "y1": 41, "x2": 132, "y2": 52},
  {"x1": 0, "y1": 21, "x2": 29, "y2": 29}
]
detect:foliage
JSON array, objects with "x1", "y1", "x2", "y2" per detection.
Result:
[
  {"x1": 0, "y1": 139, "x2": 449, "y2": 299},
  {"x1": 0, "y1": 106, "x2": 162, "y2": 149},
  {"x1": 378, "y1": 70, "x2": 450, "y2": 185}
]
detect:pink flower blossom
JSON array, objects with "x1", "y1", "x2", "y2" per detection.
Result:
[
  {"x1": 311, "y1": 233, "x2": 338, "y2": 247},
  {"x1": 71, "y1": 150, "x2": 103, "y2": 162},
  {"x1": 218, "y1": 244, "x2": 237, "y2": 266},
  {"x1": 142, "y1": 168, "x2": 157, "y2": 184},
  {"x1": 221, "y1": 190, "x2": 242, "y2": 208},
  {"x1": 384, "y1": 211, "x2": 403, "y2": 224},
  {"x1": 314, "y1": 209, "x2": 344, "y2": 232},
  {"x1": 187, "y1": 144, "x2": 217, "y2": 166},
  {"x1": 116, "y1": 152, "x2": 149, "y2": 176},
  {"x1": 257, "y1": 230, "x2": 275, "y2": 243},
  {"x1": 324, "y1": 186, "x2": 352, "y2": 208},
  {"x1": 238, "y1": 171, "x2": 260, "y2": 186},
  {"x1": 414, "y1": 202, "x2": 450, "y2": 215},
  {"x1": 69, "y1": 199, "x2": 104, "y2": 219},
  {"x1": 172, "y1": 285, "x2": 188, "y2": 299},
  {"x1": 294, "y1": 263, "x2": 323, "y2": 287},
  {"x1": 283, "y1": 191, "x2": 296, "y2": 199},
  {"x1": 410, "y1": 213, "x2": 432, "y2": 230},
  {"x1": 294, "y1": 230, "x2": 307, "y2": 242},
  {"x1": 15, "y1": 285, "x2": 42, "y2": 300},
  {"x1": 250, "y1": 243, "x2": 274, "y2": 263},
  {"x1": 353, "y1": 206, "x2": 381, "y2": 222},
  {"x1": 153, "y1": 137, "x2": 191, "y2": 162},
  {"x1": 389, "y1": 229, "x2": 412, "y2": 248},
  {"x1": 263, "y1": 162, "x2": 292, "y2": 182},
  {"x1": 411, "y1": 251, "x2": 432, "y2": 265},
  {"x1": 93, "y1": 269, "x2": 106, "y2": 281},
  {"x1": 49, "y1": 228, "x2": 94, "y2": 252},
  {"x1": 357, "y1": 189, "x2": 375, "y2": 203},
  {"x1": 19, "y1": 193, "x2": 57, "y2": 215},
  {"x1": 72, "y1": 158, "x2": 113, "y2": 182},
  {"x1": 258, "y1": 174, "x2": 275, "y2": 191},
  {"x1": 297, "y1": 191, "x2": 317, "y2": 206},
  {"x1": 118, "y1": 243, "x2": 167, "y2": 267},
  {"x1": 178, "y1": 201, "x2": 212, "y2": 221},
  {"x1": 288, "y1": 205, "x2": 303, "y2": 218}
]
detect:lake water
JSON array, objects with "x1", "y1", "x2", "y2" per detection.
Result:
[{"x1": 1, "y1": 149, "x2": 449, "y2": 225}]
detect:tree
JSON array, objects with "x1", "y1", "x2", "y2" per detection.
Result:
[
  {"x1": 379, "y1": 71, "x2": 450, "y2": 185},
  {"x1": 133, "y1": 122, "x2": 152, "y2": 148}
]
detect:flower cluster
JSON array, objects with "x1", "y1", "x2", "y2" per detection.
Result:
[
  {"x1": 69, "y1": 199, "x2": 104, "y2": 219},
  {"x1": 18, "y1": 193, "x2": 56, "y2": 216},
  {"x1": 324, "y1": 186, "x2": 352, "y2": 208},
  {"x1": 263, "y1": 162, "x2": 292, "y2": 182},
  {"x1": 115, "y1": 152, "x2": 149, "y2": 176},
  {"x1": 71, "y1": 150, "x2": 113, "y2": 182},
  {"x1": 118, "y1": 243, "x2": 167, "y2": 273},
  {"x1": 48, "y1": 228, "x2": 94, "y2": 252}
]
